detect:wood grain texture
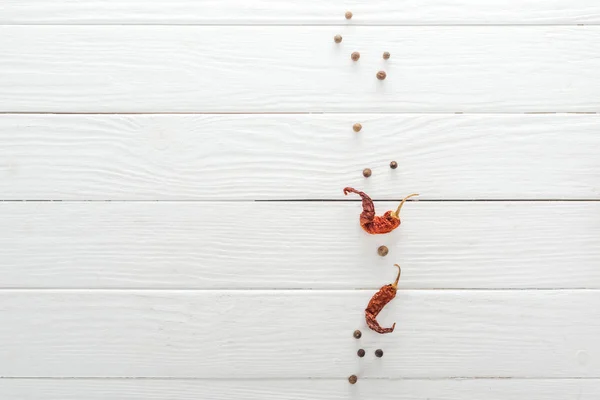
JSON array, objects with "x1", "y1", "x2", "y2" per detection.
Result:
[
  {"x1": 1, "y1": 26, "x2": 600, "y2": 112},
  {"x1": 2, "y1": 114, "x2": 599, "y2": 200},
  {"x1": 2, "y1": 0, "x2": 600, "y2": 25},
  {"x1": 1, "y1": 202, "x2": 599, "y2": 289},
  {"x1": 1, "y1": 290, "x2": 598, "y2": 378},
  {"x1": 1, "y1": 379, "x2": 599, "y2": 400}
]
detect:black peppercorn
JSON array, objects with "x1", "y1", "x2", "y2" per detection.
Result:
[
  {"x1": 353, "y1": 330, "x2": 362, "y2": 339},
  {"x1": 375, "y1": 349, "x2": 384, "y2": 358},
  {"x1": 390, "y1": 161, "x2": 398, "y2": 169},
  {"x1": 357, "y1": 349, "x2": 365, "y2": 357}
]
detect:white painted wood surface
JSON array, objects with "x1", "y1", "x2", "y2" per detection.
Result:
[
  {"x1": 3, "y1": 0, "x2": 600, "y2": 25},
  {"x1": 1, "y1": 379, "x2": 599, "y2": 400},
  {"x1": 1, "y1": 27, "x2": 600, "y2": 112},
  {"x1": 1, "y1": 202, "x2": 599, "y2": 289},
  {"x1": 2, "y1": 114, "x2": 599, "y2": 200},
  {"x1": 1, "y1": 290, "x2": 597, "y2": 378},
  {"x1": 2, "y1": 0, "x2": 599, "y2": 397}
]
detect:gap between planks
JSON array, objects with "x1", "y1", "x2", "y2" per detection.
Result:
[
  {"x1": 0, "y1": 112, "x2": 598, "y2": 115},
  {"x1": 0, "y1": 23, "x2": 595, "y2": 27},
  {"x1": 1, "y1": 376, "x2": 599, "y2": 381},
  {"x1": 0, "y1": 288, "x2": 598, "y2": 291},
  {"x1": 1, "y1": 289, "x2": 598, "y2": 292},
  {"x1": 1, "y1": 199, "x2": 600, "y2": 202}
]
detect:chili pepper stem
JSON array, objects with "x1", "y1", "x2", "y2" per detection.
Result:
[
  {"x1": 392, "y1": 264, "x2": 401, "y2": 289},
  {"x1": 391, "y1": 193, "x2": 419, "y2": 219}
]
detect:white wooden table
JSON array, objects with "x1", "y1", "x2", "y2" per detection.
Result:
[{"x1": 1, "y1": 1, "x2": 599, "y2": 398}]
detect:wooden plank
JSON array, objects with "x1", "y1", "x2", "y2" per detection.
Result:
[
  {"x1": 1, "y1": 378, "x2": 599, "y2": 400},
  {"x1": 1, "y1": 26, "x2": 600, "y2": 112},
  {"x1": 1, "y1": 202, "x2": 599, "y2": 289},
  {"x1": 0, "y1": 290, "x2": 598, "y2": 378},
  {"x1": 2, "y1": 0, "x2": 600, "y2": 25},
  {"x1": 1, "y1": 114, "x2": 599, "y2": 200}
]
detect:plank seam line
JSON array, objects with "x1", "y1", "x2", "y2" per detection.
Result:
[
  {"x1": 1, "y1": 199, "x2": 599, "y2": 203},
  {"x1": 1, "y1": 376, "x2": 598, "y2": 381},
  {"x1": 0, "y1": 23, "x2": 596, "y2": 27},
  {"x1": 256, "y1": 199, "x2": 600, "y2": 202},
  {"x1": 0, "y1": 112, "x2": 598, "y2": 115},
  {"x1": 0, "y1": 288, "x2": 597, "y2": 292}
]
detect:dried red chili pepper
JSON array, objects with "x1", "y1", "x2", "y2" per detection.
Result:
[
  {"x1": 365, "y1": 264, "x2": 402, "y2": 334},
  {"x1": 343, "y1": 187, "x2": 418, "y2": 234}
]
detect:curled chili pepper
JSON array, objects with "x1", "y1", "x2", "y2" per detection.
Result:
[
  {"x1": 365, "y1": 264, "x2": 402, "y2": 334},
  {"x1": 343, "y1": 187, "x2": 418, "y2": 234}
]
